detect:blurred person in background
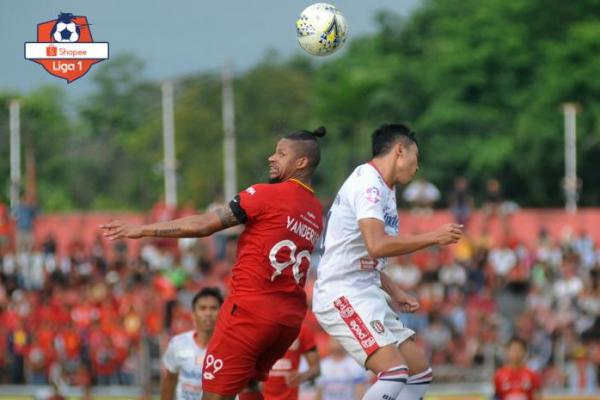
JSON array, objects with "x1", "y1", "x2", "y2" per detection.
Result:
[
  {"x1": 263, "y1": 323, "x2": 321, "y2": 400},
  {"x1": 494, "y1": 337, "x2": 541, "y2": 400},
  {"x1": 402, "y1": 178, "x2": 440, "y2": 216},
  {"x1": 565, "y1": 344, "x2": 598, "y2": 395},
  {"x1": 0, "y1": 196, "x2": 11, "y2": 253},
  {"x1": 161, "y1": 287, "x2": 223, "y2": 400},
  {"x1": 448, "y1": 177, "x2": 473, "y2": 227},
  {"x1": 316, "y1": 338, "x2": 369, "y2": 400}
]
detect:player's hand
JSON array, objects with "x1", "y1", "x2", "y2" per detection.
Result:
[
  {"x1": 285, "y1": 371, "x2": 303, "y2": 387},
  {"x1": 434, "y1": 223, "x2": 463, "y2": 245},
  {"x1": 393, "y1": 291, "x2": 420, "y2": 313},
  {"x1": 99, "y1": 220, "x2": 143, "y2": 240}
]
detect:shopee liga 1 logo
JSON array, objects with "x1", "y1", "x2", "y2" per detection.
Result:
[{"x1": 25, "y1": 12, "x2": 109, "y2": 83}]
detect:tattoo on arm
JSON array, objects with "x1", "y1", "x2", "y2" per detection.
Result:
[
  {"x1": 153, "y1": 228, "x2": 183, "y2": 237},
  {"x1": 216, "y1": 205, "x2": 241, "y2": 228}
]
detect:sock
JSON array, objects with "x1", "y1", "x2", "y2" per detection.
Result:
[
  {"x1": 238, "y1": 391, "x2": 264, "y2": 400},
  {"x1": 362, "y1": 364, "x2": 408, "y2": 400},
  {"x1": 396, "y1": 368, "x2": 433, "y2": 400}
]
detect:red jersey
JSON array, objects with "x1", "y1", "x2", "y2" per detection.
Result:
[
  {"x1": 494, "y1": 365, "x2": 541, "y2": 400},
  {"x1": 263, "y1": 324, "x2": 317, "y2": 400},
  {"x1": 232, "y1": 180, "x2": 323, "y2": 327}
]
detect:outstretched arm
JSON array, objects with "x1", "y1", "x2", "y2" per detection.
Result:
[
  {"x1": 358, "y1": 218, "x2": 462, "y2": 259},
  {"x1": 100, "y1": 204, "x2": 241, "y2": 240}
]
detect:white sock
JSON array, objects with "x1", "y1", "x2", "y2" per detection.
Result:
[
  {"x1": 362, "y1": 365, "x2": 408, "y2": 400},
  {"x1": 395, "y1": 368, "x2": 433, "y2": 400}
]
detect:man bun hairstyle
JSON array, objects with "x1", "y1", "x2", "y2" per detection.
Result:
[
  {"x1": 372, "y1": 123, "x2": 418, "y2": 158},
  {"x1": 284, "y1": 126, "x2": 327, "y2": 169}
]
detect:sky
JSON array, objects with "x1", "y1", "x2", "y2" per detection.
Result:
[{"x1": 0, "y1": 0, "x2": 421, "y2": 97}]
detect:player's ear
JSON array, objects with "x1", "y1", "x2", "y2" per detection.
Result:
[{"x1": 296, "y1": 156, "x2": 309, "y2": 170}]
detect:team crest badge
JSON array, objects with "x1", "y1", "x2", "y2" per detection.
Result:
[
  {"x1": 25, "y1": 12, "x2": 109, "y2": 83},
  {"x1": 370, "y1": 320, "x2": 385, "y2": 334}
]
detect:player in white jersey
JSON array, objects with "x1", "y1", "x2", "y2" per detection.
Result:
[
  {"x1": 317, "y1": 337, "x2": 369, "y2": 400},
  {"x1": 162, "y1": 288, "x2": 223, "y2": 400},
  {"x1": 313, "y1": 124, "x2": 463, "y2": 400}
]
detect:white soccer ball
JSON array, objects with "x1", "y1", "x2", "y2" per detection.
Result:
[
  {"x1": 296, "y1": 3, "x2": 348, "y2": 56},
  {"x1": 53, "y1": 21, "x2": 79, "y2": 43}
]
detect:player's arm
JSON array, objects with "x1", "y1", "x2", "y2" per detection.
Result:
[
  {"x1": 100, "y1": 197, "x2": 246, "y2": 240},
  {"x1": 358, "y1": 218, "x2": 462, "y2": 259},
  {"x1": 380, "y1": 271, "x2": 420, "y2": 313},
  {"x1": 286, "y1": 348, "x2": 321, "y2": 387},
  {"x1": 160, "y1": 369, "x2": 178, "y2": 400}
]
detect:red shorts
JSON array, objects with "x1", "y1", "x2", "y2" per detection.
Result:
[{"x1": 201, "y1": 298, "x2": 301, "y2": 396}]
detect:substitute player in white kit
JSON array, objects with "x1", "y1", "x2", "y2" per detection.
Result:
[
  {"x1": 313, "y1": 124, "x2": 463, "y2": 400},
  {"x1": 161, "y1": 288, "x2": 223, "y2": 400}
]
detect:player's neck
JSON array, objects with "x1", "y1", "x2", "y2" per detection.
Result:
[
  {"x1": 288, "y1": 173, "x2": 312, "y2": 190},
  {"x1": 194, "y1": 330, "x2": 211, "y2": 348},
  {"x1": 370, "y1": 158, "x2": 394, "y2": 189}
]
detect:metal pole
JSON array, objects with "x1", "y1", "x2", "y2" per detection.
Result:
[
  {"x1": 162, "y1": 81, "x2": 177, "y2": 207},
  {"x1": 563, "y1": 103, "x2": 577, "y2": 214},
  {"x1": 9, "y1": 100, "x2": 21, "y2": 212},
  {"x1": 222, "y1": 61, "x2": 237, "y2": 201}
]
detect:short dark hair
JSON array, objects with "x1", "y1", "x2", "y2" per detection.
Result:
[
  {"x1": 191, "y1": 287, "x2": 224, "y2": 308},
  {"x1": 372, "y1": 123, "x2": 417, "y2": 158},
  {"x1": 506, "y1": 337, "x2": 527, "y2": 350},
  {"x1": 284, "y1": 126, "x2": 327, "y2": 170}
]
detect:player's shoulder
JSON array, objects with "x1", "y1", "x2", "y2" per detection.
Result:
[
  {"x1": 168, "y1": 330, "x2": 194, "y2": 345},
  {"x1": 347, "y1": 163, "x2": 385, "y2": 188},
  {"x1": 242, "y1": 183, "x2": 272, "y2": 196}
]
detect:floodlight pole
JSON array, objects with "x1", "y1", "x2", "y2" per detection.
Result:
[
  {"x1": 9, "y1": 100, "x2": 21, "y2": 211},
  {"x1": 222, "y1": 61, "x2": 237, "y2": 202},
  {"x1": 562, "y1": 103, "x2": 578, "y2": 214},
  {"x1": 162, "y1": 81, "x2": 177, "y2": 207}
]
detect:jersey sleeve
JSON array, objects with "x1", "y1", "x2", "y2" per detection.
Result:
[
  {"x1": 350, "y1": 173, "x2": 386, "y2": 222},
  {"x1": 237, "y1": 184, "x2": 268, "y2": 224},
  {"x1": 162, "y1": 339, "x2": 179, "y2": 373}
]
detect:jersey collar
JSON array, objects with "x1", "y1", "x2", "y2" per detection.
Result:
[
  {"x1": 368, "y1": 161, "x2": 393, "y2": 190},
  {"x1": 288, "y1": 178, "x2": 315, "y2": 194}
]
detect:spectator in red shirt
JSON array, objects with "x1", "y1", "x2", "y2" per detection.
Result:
[
  {"x1": 494, "y1": 337, "x2": 542, "y2": 400},
  {"x1": 263, "y1": 323, "x2": 321, "y2": 400}
]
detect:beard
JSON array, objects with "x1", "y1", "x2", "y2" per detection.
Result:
[{"x1": 268, "y1": 176, "x2": 282, "y2": 184}]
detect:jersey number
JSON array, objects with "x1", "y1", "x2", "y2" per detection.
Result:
[{"x1": 269, "y1": 240, "x2": 311, "y2": 283}]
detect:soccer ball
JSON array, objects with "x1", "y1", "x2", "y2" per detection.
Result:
[
  {"x1": 51, "y1": 13, "x2": 80, "y2": 43},
  {"x1": 296, "y1": 3, "x2": 348, "y2": 56}
]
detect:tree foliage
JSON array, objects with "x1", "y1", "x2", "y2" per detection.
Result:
[{"x1": 1, "y1": 0, "x2": 599, "y2": 210}]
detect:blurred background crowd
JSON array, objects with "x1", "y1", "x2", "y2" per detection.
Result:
[{"x1": 1, "y1": 185, "x2": 599, "y2": 396}]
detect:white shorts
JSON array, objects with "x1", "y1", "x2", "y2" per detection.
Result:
[{"x1": 313, "y1": 286, "x2": 415, "y2": 366}]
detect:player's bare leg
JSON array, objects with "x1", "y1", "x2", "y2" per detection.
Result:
[
  {"x1": 396, "y1": 339, "x2": 433, "y2": 400},
  {"x1": 362, "y1": 343, "x2": 409, "y2": 399}
]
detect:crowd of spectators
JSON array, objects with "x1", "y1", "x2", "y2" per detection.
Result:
[{"x1": 0, "y1": 192, "x2": 599, "y2": 396}]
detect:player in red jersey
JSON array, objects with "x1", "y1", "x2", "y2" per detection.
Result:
[
  {"x1": 101, "y1": 127, "x2": 326, "y2": 400},
  {"x1": 263, "y1": 323, "x2": 321, "y2": 400},
  {"x1": 494, "y1": 337, "x2": 542, "y2": 400}
]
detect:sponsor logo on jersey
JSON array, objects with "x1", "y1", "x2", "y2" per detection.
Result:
[
  {"x1": 370, "y1": 320, "x2": 385, "y2": 334},
  {"x1": 245, "y1": 186, "x2": 256, "y2": 195},
  {"x1": 365, "y1": 187, "x2": 381, "y2": 204}
]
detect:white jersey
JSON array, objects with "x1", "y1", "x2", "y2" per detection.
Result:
[
  {"x1": 317, "y1": 355, "x2": 369, "y2": 400},
  {"x1": 162, "y1": 331, "x2": 206, "y2": 400},
  {"x1": 314, "y1": 162, "x2": 399, "y2": 310}
]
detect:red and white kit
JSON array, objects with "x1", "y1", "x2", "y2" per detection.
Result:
[{"x1": 313, "y1": 163, "x2": 415, "y2": 366}]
